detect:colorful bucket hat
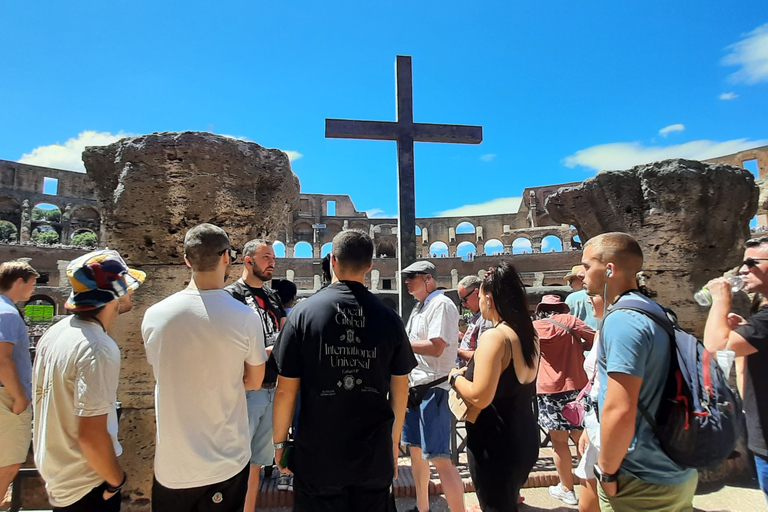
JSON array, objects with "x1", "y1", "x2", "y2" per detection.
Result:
[{"x1": 65, "y1": 250, "x2": 146, "y2": 311}]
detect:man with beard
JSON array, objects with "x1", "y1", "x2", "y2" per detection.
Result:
[
  {"x1": 33, "y1": 250, "x2": 144, "y2": 510},
  {"x1": 225, "y1": 239, "x2": 287, "y2": 508}
]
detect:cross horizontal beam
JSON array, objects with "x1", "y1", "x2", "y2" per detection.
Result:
[{"x1": 325, "y1": 119, "x2": 483, "y2": 145}]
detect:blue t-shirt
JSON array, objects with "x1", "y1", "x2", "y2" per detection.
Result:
[
  {"x1": 597, "y1": 292, "x2": 696, "y2": 485},
  {"x1": 0, "y1": 294, "x2": 32, "y2": 399},
  {"x1": 565, "y1": 289, "x2": 598, "y2": 330}
]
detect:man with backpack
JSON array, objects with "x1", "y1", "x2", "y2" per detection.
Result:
[
  {"x1": 579, "y1": 232, "x2": 697, "y2": 511},
  {"x1": 704, "y1": 235, "x2": 768, "y2": 503}
]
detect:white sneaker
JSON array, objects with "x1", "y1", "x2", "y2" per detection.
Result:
[{"x1": 549, "y1": 483, "x2": 578, "y2": 505}]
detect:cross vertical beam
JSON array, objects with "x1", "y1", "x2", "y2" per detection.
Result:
[{"x1": 325, "y1": 55, "x2": 482, "y2": 320}]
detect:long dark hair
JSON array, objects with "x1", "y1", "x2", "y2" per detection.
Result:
[{"x1": 482, "y1": 261, "x2": 538, "y2": 369}]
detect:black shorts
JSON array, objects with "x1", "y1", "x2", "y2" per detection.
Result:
[
  {"x1": 151, "y1": 464, "x2": 249, "y2": 512},
  {"x1": 53, "y1": 484, "x2": 120, "y2": 512},
  {"x1": 293, "y1": 476, "x2": 395, "y2": 512}
]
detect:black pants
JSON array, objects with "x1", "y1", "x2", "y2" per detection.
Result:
[
  {"x1": 151, "y1": 464, "x2": 249, "y2": 512},
  {"x1": 292, "y1": 476, "x2": 395, "y2": 512},
  {"x1": 53, "y1": 484, "x2": 120, "y2": 512}
]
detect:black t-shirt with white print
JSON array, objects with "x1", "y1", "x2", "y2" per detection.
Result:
[
  {"x1": 225, "y1": 279, "x2": 286, "y2": 385},
  {"x1": 273, "y1": 280, "x2": 417, "y2": 488}
]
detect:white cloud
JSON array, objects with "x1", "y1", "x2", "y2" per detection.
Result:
[
  {"x1": 436, "y1": 196, "x2": 522, "y2": 217},
  {"x1": 563, "y1": 138, "x2": 768, "y2": 172},
  {"x1": 480, "y1": 153, "x2": 497, "y2": 162},
  {"x1": 658, "y1": 124, "x2": 685, "y2": 137},
  {"x1": 723, "y1": 22, "x2": 768, "y2": 84},
  {"x1": 283, "y1": 150, "x2": 303, "y2": 162},
  {"x1": 18, "y1": 130, "x2": 132, "y2": 172},
  {"x1": 365, "y1": 208, "x2": 395, "y2": 218},
  {"x1": 719, "y1": 92, "x2": 739, "y2": 100}
]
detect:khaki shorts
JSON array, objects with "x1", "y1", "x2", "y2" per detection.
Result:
[
  {"x1": 598, "y1": 472, "x2": 698, "y2": 512},
  {"x1": 0, "y1": 387, "x2": 32, "y2": 467}
]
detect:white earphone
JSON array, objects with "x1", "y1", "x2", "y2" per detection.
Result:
[{"x1": 606, "y1": 268, "x2": 613, "y2": 277}]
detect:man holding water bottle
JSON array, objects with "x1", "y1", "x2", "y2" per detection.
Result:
[{"x1": 704, "y1": 235, "x2": 768, "y2": 503}]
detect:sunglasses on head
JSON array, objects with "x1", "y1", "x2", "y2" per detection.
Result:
[
  {"x1": 219, "y1": 248, "x2": 238, "y2": 263},
  {"x1": 459, "y1": 287, "x2": 478, "y2": 304},
  {"x1": 742, "y1": 257, "x2": 768, "y2": 268}
]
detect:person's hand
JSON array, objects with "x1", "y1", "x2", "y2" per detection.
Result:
[
  {"x1": 12, "y1": 395, "x2": 30, "y2": 415},
  {"x1": 727, "y1": 313, "x2": 747, "y2": 329},
  {"x1": 578, "y1": 432, "x2": 590, "y2": 456},
  {"x1": 275, "y1": 447, "x2": 292, "y2": 474},
  {"x1": 393, "y1": 441, "x2": 400, "y2": 480},
  {"x1": 600, "y1": 480, "x2": 618, "y2": 496},
  {"x1": 449, "y1": 367, "x2": 467, "y2": 380},
  {"x1": 707, "y1": 278, "x2": 733, "y2": 304}
]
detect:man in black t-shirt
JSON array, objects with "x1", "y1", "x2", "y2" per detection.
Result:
[
  {"x1": 704, "y1": 235, "x2": 768, "y2": 505},
  {"x1": 272, "y1": 229, "x2": 416, "y2": 512},
  {"x1": 225, "y1": 239, "x2": 286, "y2": 510}
]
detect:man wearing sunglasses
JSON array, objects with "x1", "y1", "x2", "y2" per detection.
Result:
[
  {"x1": 143, "y1": 223, "x2": 267, "y2": 512},
  {"x1": 456, "y1": 275, "x2": 492, "y2": 366},
  {"x1": 704, "y1": 236, "x2": 768, "y2": 504}
]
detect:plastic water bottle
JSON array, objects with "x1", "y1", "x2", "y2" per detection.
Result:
[{"x1": 694, "y1": 276, "x2": 744, "y2": 307}]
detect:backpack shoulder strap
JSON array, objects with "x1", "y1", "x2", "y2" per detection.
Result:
[{"x1": 542, "y1": 317, "x2": 578, "y2": 340}]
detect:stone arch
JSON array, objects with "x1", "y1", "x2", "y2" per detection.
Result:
[
  {"x1": 377, "y1": 240, "x2": 396, "y2": 258},
  {"x1": 541, "y1": 234, "x2": 563, "y2": 252},
  {"x1": 273, "y1": 240, "x2": 286, "y2": 257},
  {"x1": 294, "y1": 241, "x2": 313, "y2": 258},
  {"x1": 457, "y1": 241, "x2": 476, "y2": 260},
  {"x1": 456, "y1": 221, "x2": 475, "y2": 234},
  {"x1": 70, "y1": 228, "x2": 98, "y2": 247},
  {"x1": 24, "y1": 294, "x2": 57, "y2": 319},
  {"x1": 429, "y1": 241, "x2": 449, "y2": 258},
  {"x1": 484, "y1": 238, "x2": 503, "y2": 256},
  {"x1": 293, "y1": 222, "x2": 314, "y2": 243},
  {"x1": 321, "y1": 242, "x2": 333, "y2": 257},
  {"x1": 0, "y1": 195, "x2": 21, "y2": 234},
  {"x1": 32, "y1": 202, "x2": 62, "y2": 224},
  {"x1": 512, "y1": 237, "x2": 532, "y2": 254},
  {"x1": 416, "y1": 225, "x2": 421, "y2": 235}
]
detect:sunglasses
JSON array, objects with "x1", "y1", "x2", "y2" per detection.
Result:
[
  {"x1": 219, "y1": 248, "x2": 238, "y2": 263},
  {"x1": 403, "y1": 273, "x2": 425, "y2": 280},
  {"x1": 459, "y1": 287, "x2": 478, "y2": 304},
  {"x1": 742, "y1": 257, "x2": 768, "y2": 269}
]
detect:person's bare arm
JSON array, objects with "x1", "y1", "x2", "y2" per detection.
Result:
[
  {"x1": 243, "y1": 363, "x2": 265, "y2": 391},
  {"x1": 451, "y1": 330, "x2": 506, "y2": 410},
  {"x1": 573, "y1": 319, "x2": 596, "y2": 351},
  {"x1": 0, "y1": 342, "x2": 28, "y2": 413},
  {"x1": 410, "y1": 337, "x2": 447, "y2": 356},
  {"x1": 598, "y1": 372, "x2": 643, "y2": 496},
  {"x1": 390, "y1": 374, "x2": 409, "y2": 478},
  {"x1": 79, "y1": 414, "x2": 124, "y2": 496},
  {"x1": 457, "y1": 348, "x2": 475, "y2": 362},
  {"x1": 704, "y1": 279, "x2": 757, "y2": 357},
  {"x1": 273, "y1": 376, "x2": 300, "y2": 472}
]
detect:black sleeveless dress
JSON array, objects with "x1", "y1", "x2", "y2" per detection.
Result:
[{"x1": 465, "y1": 341, "x2": 539, "y2": 512}]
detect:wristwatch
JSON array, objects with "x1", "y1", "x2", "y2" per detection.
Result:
[
  {"x1": 449, "y1": 372, "x2": 461, "y2": 389},
  {"x1": 593, "y1": 464, "x2": 618, "y2": 483},
  {"x1": 273, "y1": 441, "x2": 287, "y2": 450}
]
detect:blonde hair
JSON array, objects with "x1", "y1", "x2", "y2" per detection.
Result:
[{"x1": 584, "y1": 232, "x2": 643, "y2": 275}]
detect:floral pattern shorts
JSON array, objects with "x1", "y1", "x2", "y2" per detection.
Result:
[{"x1": 537, "y1": 389, "x2": 584, "y2": 431}]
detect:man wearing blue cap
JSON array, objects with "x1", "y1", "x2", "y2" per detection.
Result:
[{"x1": 33, "y1": 249, "x2": 145, "y2": 511}]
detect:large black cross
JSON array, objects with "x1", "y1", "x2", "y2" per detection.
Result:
[{"x1": 326, "y1": 55, "x2": 483, "y2": 318}]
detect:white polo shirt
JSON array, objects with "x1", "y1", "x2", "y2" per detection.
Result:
[{"x1": 406, "y1": 290, "x2": 460, "y2": 389}]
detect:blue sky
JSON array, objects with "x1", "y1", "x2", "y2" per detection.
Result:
[{"x1": 2, "y1": 1, "x2": 767, "y2": 219}]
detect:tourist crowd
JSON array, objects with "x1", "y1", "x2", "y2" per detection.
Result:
[{"x1": 1, "y1": 226, "x2": 768, "y2": 512}]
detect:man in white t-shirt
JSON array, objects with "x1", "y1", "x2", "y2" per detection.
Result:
[
  {"x1": 33, "y1": 250, "x2": 145, "y2": 510},
  {"x1": 142, "y1": 223, "x2": 267, "y2": 512},
  {"x1": 400, "y1": 261, "x2": 464, "y2": 512}
]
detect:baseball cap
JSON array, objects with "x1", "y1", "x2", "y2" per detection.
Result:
[
  {"x1": 400, "y1": 261, "x2": 437, "y2": 278},
  {"x1": 65, "y1": 250, "x2": 146, "y2": 311}
]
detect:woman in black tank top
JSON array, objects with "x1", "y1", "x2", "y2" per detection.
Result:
[{"x1": 449, "y1": 262, "x2": 540, "y2": 511}]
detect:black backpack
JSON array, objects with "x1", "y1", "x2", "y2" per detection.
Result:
[{"x1": 607, "y1": 296, "x2": 742, "y2": 469}]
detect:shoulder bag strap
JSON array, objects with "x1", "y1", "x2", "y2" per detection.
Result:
[{"x1": 543, "y1": 317, "x2": 578, "y2": 340}]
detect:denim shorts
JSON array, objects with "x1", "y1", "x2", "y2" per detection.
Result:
[
  {"x1": 401, "y1": 388, "x2": 451, "y2": 459},
  {"x1": 246, "y1": 388, "x2": 275, "y2": 466}
]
